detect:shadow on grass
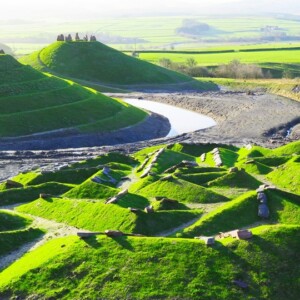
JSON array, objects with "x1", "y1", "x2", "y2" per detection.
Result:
[{"x1": 111, "y1": 236, "x2": 135, "y2": 252}]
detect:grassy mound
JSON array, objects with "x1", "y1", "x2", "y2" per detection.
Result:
[
  {"x1": 16, "y1": 197, "x2": 201, "y2": 236},
  {"x1": 0, "y1": 54, "x2": 146, "y2": 137},
  {"x1": 206, "y1": 170, "x2": 262, "y2": 190},
  {"x1": 137, "y1": 177, "x2": 228, "y2": 203},
  {"x1": 267, "y1": 159, "x2": 300, "y2": 194},
  {"x1": 0, "y1": 228, "x2": 44, "y2": 258},
  {"x1": 20, "y1": 42, "x2": 217, "y2": 91},
  {"x1": 0, "y1": 210, "x2": 32, "y2": 232},
  {"x1": 182, "y1": 189, "x2": 300, "y2": 237},
  {"x1": 1, "y1": 225, "x2": 299, "y2": 300},
  {"x1": 0, "y1": 183, "x2": 73, "y2": 206}
]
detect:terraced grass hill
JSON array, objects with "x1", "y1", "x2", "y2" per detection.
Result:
[
  {"x1": 0, "y1": 141, "x2": 299, "y2": 299},
  {"x1": 19, "y1": 41, "x2": 217, "y2": 91},
  {"x1": 0, "y1": 54, "x2": 146, "y2": 138}
]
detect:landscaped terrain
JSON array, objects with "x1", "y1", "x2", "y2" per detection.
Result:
[
  {"x1": 20, "y1": 41, "x2": 216, "y2": 92},
  {"x1": 0, "y1": 53, "x2": 147, "y2": 137},
  {"x1": 0, "y1": 141, "x2": 299, "y2": 299}
]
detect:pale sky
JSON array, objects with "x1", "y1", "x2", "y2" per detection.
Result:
[{"x1": 1, "y1": 0, "x2": 299, "y2": 20}]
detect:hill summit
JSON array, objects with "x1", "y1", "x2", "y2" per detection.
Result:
[{"x1": 20, "y1": 41, "x2": 216, "y2": 91}]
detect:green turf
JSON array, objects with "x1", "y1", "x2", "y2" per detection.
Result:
[
  {"x1": 0, "y1": 55, "x2": 147, "y2": 137},
  {"x1": 1, "y1": 225, "x2": 299, "y2": 299},
  {"x1": 182, "y1": 189, "x2": 300, "y2": 237},
  {"x1": 267, "y1": 159, "x2": 300, "y2": 194},
  {"x1": 0, "y1": 183, "x2": 73, "y2": 206},
  {"x1": 0, "y1": 210, "x2": 32, "y2": 232},
  {"x1": 0, "y1": 228, "x2": 44, "y2": 258},
  {"x1": 137, "y1": 177, "x2": 228, "y2": 203},
  {"x1": 20, "y1": 42, "x2": 216, "y2": 91},
  {"x1": 16, "y1": 197, "x2": 201, "y2": 236}
]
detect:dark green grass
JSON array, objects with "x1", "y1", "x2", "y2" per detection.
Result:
[
  {"x1": 0, "y1": 210, "x2": 32, "y2": 232},
  {"x1": 0, "y1": 228, "x2": 44, "y2": 258},
  {"x1": 235, "y1": 160, "x2": 273, "y2": 175},
  {"x1": 1, "y1": 225, "x2": 299, "y2": 300},
  {"x1": 150, "y1": 149, "x2": 197, "y2": 173},
  {"x1": 169, "y1": 143, "x2": 239, "y2": 157},
  {"x1": 206, "y1": 170, "x2": 262, "y2": 189},
  {"x1": 70, "y1": 152, "x2": 137, "y2": 169},
  {"x1": 177, "y1": 171, "x2": 227, "y2": 185},
  {"x1": 0, "y1": 55, "x2": 147, "y2": 137},
  {"x1": 0, "y1": 183, "x2": 73, "y2": 206}
]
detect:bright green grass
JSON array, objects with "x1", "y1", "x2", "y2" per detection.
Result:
[
  {"x1": 0, "y1": 228, "x2": 44, "y2": 258},
  {"x1": 235, "y1": 160, "x2": 273, "y2": 175},
  {"x1": 0, "y1": 210, "x2": 32, "y2": 232},
  {"x1": 0, "y1": 55, "x2": 147, "y2": 137},
  {"x1": 0, "y1": 183, "x2": 73, "y2": 206},
  {"x1": 150, "y1": 149, "x2": 197, "y2": 173},
  {"x1": 16, "y1": 197, "x2": 201, "y2": 236},
  {"x1": 267, "y1": 160, "x2": 300, "y2": 194},
  {"x1": 137, "y1": 177, "x2": 228, "y2": 203},
  {"x1": 20, "y1": 42, "x2": 212, "y2": 90},
  {"x1": 63, "y1": 181, "x2": 119, "y2": 201},
  {"x1": 139, "y1": 49, "x2": 300, "y2": 65},
  {"x1": 182, "y1": 189, "x2": 300, "y2": 237},
  {"x1": 1, "y1": 225, "x2": 299, "y2": 299}
]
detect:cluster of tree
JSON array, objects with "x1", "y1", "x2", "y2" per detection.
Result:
[
  {"x1": 0, "y1": 49, "x2": 5, "y2": 54},
  {"x1": 159, "y1": 58, "x2": 271, "y2": 79},
  {"x1": 57, "y1": 33, "x2": 97, "y2": 42}
]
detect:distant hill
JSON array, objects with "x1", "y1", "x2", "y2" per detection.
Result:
[
  {"x1": 0, "y1": 54, "x2": 146, "y2": 138},
  {"x1": 19, "y1": 41, "x2": 217, "y2": 92}
]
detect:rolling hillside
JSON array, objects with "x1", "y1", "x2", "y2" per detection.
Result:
[
  {"x1": 19, "y1": 41, "x2": 217, "y2": 91},
  {"x1": 0, "y1": 54, "x2": 146, "y2": 138}
]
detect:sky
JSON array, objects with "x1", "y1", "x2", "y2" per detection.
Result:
[{"x1": 1, "y1": 0, "x2": 300, "y2": 20}]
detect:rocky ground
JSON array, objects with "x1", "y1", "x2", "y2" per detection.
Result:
[{"x1": 0, "y1": 91, "x2": 299, "y2": 181}]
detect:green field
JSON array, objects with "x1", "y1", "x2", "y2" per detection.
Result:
[
  {"x1": 0, "y1": 141, "x2": 299, "y2": 299},
  {"x1": 3, "y1": 15, "x2": 300, "y2": 54}
]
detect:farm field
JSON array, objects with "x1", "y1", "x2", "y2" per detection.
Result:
[
  {"x1": 0, "y1": 141, "x2": 299, "y2": 299},
  {"x1": 2, "y1": 15, "x2": 300, "y2": 55}
]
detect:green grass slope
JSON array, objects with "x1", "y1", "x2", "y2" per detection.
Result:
[
  {"x1": 182, "y1": 189, "x2": 300, "y2": 237},
  {"x1": 20, "y1": 41, "x2": 217, "y2": 91},
  {"x1": 0, "y1": 54, "x2": 146, "y2": 137},
  {"x1": 16, "y1": 197, "x2": 201, "y2": 236},
  {"x1": 1, "y1": 225, "x2": 299, "y2": 300},
  {"x1": 137, "y1": 177, "x2": 228, "y2": 203},
  {"x1": 0, "y1": 210, "x2": 32, "y2": 232},
  {"x1": 0, "y1": 182, "x2": 73, "y2": 206},
  {"x1": 0, "y1": 228, "x2": 44, "y2": 258},
  {"x1": 267, "y1": 158, "x2": 300, "y2": 194}
]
